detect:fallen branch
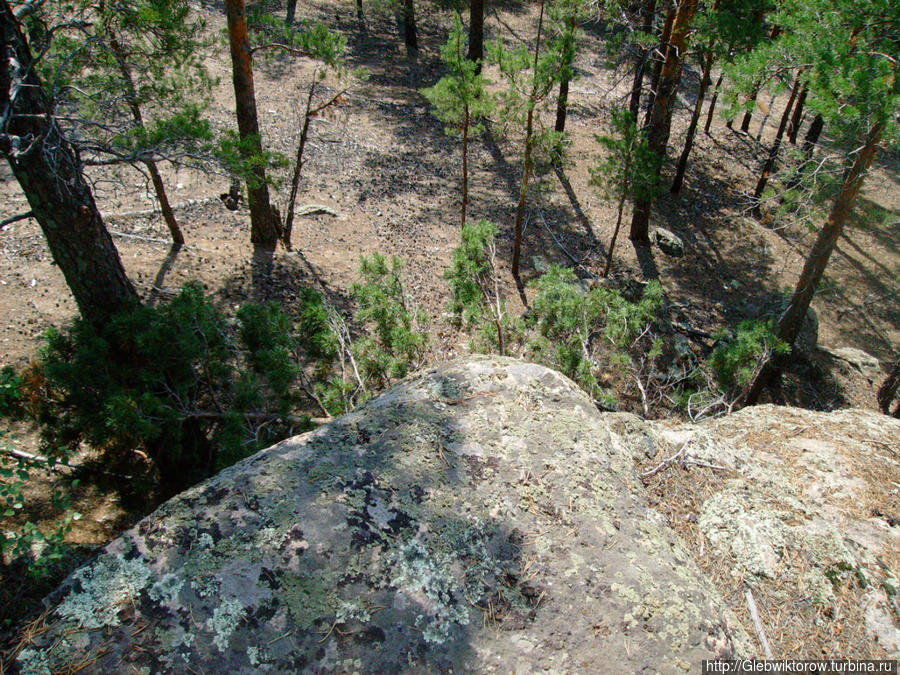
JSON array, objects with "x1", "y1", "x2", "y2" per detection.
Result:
[
  {"x1": 745, "y1": 588, "x2": 774, "y2": 659},
  {"x1": 640, "y1": 441, "x2": 689, "y2": 479},
  {"x1": 0, "y1": 211, "x2": 34, "y2": 229}
]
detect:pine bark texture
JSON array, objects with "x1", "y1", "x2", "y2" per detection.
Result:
[
  {"x1": 630, "y1": 0, "x2": 698, "y2": 243},
  {"x1": 225, "y1": 0, "x2": 279, "y2": 247},
  {"x1": 628, "y1": 0, "x2": 657, "y2": 119},
  {"x1": 468, "y1": 0, "x2": 484, "y2": 69},
  {"x1": 0, "y1": 1, "x2": 138, "y2": 325}
]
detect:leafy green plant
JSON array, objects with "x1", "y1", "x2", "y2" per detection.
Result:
[
  {"x1": 445, "y1": 220, "x2": 522, "y2": 355},
  {"x1": 0, "y1": 433, "x2": 80, "y2": 578},
  {"x1": 28, "y1": 283, "x2": 311, "y2": 500},
  {"x1": 527, "y1": 265, "x2": 664, "y2": 411},
  {"x1": 710, "y1": 319, "x2": 790, "y2": 393},
  {"x1": 299, "y1": 255, "x2": 429, "y2": 416},
  {"x1": 0, "y1": 366, "x2": 24, "y2": 420},
  {"x1": 421, "y1": 14, "x2": 493, "y2": 227}
]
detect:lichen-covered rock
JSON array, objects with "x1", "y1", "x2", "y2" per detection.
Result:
[
  {"x1": 19, "y1": 357, "x2": 749, "y2": 674},
  {"x1": 649, "y1": 405, "x2": 900, "y2": 657}
]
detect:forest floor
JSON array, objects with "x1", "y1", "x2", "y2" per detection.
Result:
[{"x1": 1, "y1": 0, "x2": 898, "y2": 657}]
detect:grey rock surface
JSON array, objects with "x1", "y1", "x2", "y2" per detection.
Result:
[
  {"x1": 650, "y1": 405, "x2": 900, "y2": 656},
  {"x1": 18, "y1": 357, "x2": 749, "y2": 674}
]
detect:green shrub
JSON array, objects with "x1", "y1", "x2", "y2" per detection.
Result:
[
  {"x1": 298, "y1": 255, "x2": 429, "y2": 416},
  {"x1": 709, "y1": 319, "x2": 790, "y2": 392},
  {"x1": 445, "y1": 220, "x2": 522, "y2": 354},
  {"x1": 0, "y1": 366, "x2": 24, "y2": 419},
  {"x1": 0, "y1": 432, "x2": 79, "y2": 578},
  {"x1": 31, "y1": 283, "x2": 309, "y2": 500},
  {"x1": 528, "y1": 265, "x2": 664, "y2": 407}
]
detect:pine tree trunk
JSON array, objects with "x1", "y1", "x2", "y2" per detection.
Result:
[
  {"x1": 461, "y1": 106, "x2": 469, "y2": 228},
  {"x1": 753, "y1": 72, "x2": 803, "y2": 205},
  {"x1": 555, "y1": 74, "x2": 570, "y2": 134},
  {"x1": 468, "y1": 0, "x2": 484, "y2": 70},
  {"x1": 671, "y1": 48, "x2": 712, "y2": 194},
  {"x1": 628, "y1": 0, "x2": 656, "y2": 119},
  {"x1": 403, "y1": 0, "x2": 417, "y2": 56},
  {"x1": 357, "y1": 0, "x2": 365, "y2": 25},
  {"x1": 704, "y1": 71, "x2": 723, "y2": 134},
  {"x1": 0, "y1": 1, "x2": 138, "y2": 325},
  {"x1": 805, "y1": 114, "x2": 824, "y2": 147},
  {"x1": 109, "y1": 36, "x2": 184, "y2": 245},
  {"x1": 787, "y1": 84, "x2": 807, "y2": 144},
  {"x1": 644, "y1": 4, "x2": 676, "y2": 129},
  {"x1": 284, "y1": 81, "x2": 316, "y2": 250},
  {"x1": 779, "y1": 121, "x2": 882, "y2": 347},
  {"x1": 225, "y1": 0, "x2": 279, "y2": 248},
  {"x1": 554, "y1": 11, "x2": 578, "y2": 135},
  {"x1": 629, "y1": 0, "x2": 697, "y2": 243},
  {"x1": 512, "y1": 0, "x2": 546, "y2": 278},
  {"x1": 739, "y1": 83, "x2": 759, "y2": 133},
  {"x1": 744, "y1": 120, "x2": 885, "y2": 405},
  {"x1": 286, "y1": 0, "x2": 297, "y2": 26}
]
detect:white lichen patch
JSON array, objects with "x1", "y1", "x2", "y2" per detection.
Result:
[
  {"x1": 389, "y1": 538, "x2": 470, "y2": 644},
  {"x1": 56, "y1": 554, "x2": 153, "y2": 629},
  {"x1": 16, "y1": 648, "x2": 51, "y2": 675},
  {"x1": 206, "y1": 597, "x2": 246, "y2": 652},
  {"x1": 148, "y1": 572, "x2": 184, "y2": 607}
]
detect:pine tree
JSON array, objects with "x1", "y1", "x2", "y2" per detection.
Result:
[
  {"x1": 1, "y1": 0, "x2": 138, "y2": 326},
  {"x1": 743, "y1": 0, "x2": 900, "y2": 404},
  {"x1": 225, "y1": 0, "x2": 281, "y2": 247},
  {"x1": 591, "y1": 109, "x2": 660, "y2": 276},
  {"x1": 422, "y1": 14, "x2": 493, "y2": 229},
  {"x1": 629, "y1": 0, "x2": 698, "y2": 244}
]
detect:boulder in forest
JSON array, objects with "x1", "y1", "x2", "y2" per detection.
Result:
[{"x1": 17, "y1": 357, "x2": 749, "y2": 674}]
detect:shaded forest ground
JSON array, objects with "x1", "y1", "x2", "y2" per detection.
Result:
[{"x1": 0, "y1": 0, "x2": 898, "y2": 654}]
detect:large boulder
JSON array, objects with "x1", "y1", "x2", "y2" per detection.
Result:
[{"x1": 17, "y1": 357, "x2": 749, "y2": 674}]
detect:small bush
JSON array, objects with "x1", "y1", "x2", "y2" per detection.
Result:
[
  {"x1": 0, "y1": 432, "x2": 79, "y2": 578},
  {"x1": 29, "y1": 283, "x2": 309, "y2": 500},
  {"x1": 710, "y1": 319, "x2": 790, "y2": 392},
  {"x1": 527, "y1": 265, "x2": 665, "y2": 407},
  {"x1": 299, "y1": 254, "x2": 429, "y2": 416},
  {"x1": 445, "y1": 220, "x2": 522, "y2": 354},
  {"x1": 0, "y1": 366, "x2": 23, "y2": 419}
]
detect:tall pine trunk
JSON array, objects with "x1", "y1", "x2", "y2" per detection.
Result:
[
  {"x1": 628, "y1": 0, "x2": 657, "y2": 119},
  {"x1": 744, "y1": 120, "x2": 885, "y2": 405},
  {"x1": 286, "y1": 0, "x2": 297, "y2": 26},
  {"x1": 109, "y1": 37, "x2": 184, "y2": 245},
  {"x1": 468, "y1": 0, "x2": 484, "y2": 70},
  {"x1": 753, "y1": 71, "x2": 803, "y2": 206},
  {"x1": 225, "y1": 0, "x2": 279, "y2": 248},
  {"x1": 629, "y1": 0, "x2": 697, "y2": 243},
  {"x1": 671, "y1": 47, "x2": 713, "y2": 194},
  {"x1": 512, "y1": 0, "x2": 546, "y2": 278},
  {"x1": 554, "y1": 11, "x2": 578, "y2": 134},
  {"x1": 787, "y1": 84, "x2": 807, "y2": 144},
  {"x1": 643, "y1": 4, "x2": 675, "y2": 129},
  {"x1": 703, "y1": 71, "x2": 723, "y2": 134},
  {"x1": 402, "y1": 0, "x2": 417, "y2": 56},
  {"x1": 0, "y1": 1, "x2": 138, "y2": 325}
]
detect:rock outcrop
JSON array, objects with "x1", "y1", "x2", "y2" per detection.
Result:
[
  {"x1": 17, "y1": 357, "x2": 750, "y2": 674},
  {"x1": 642, "y1": 405, "x2": 900, "y2": 658}
]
